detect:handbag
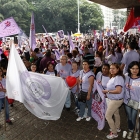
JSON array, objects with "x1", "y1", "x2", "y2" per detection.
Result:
[
  {"x1": 78, "y1": 90, "x2": 88, "y2": 103},
  {"x1": 78, "y1": 72, "x2": 88, "y2": 103},
  {"x1": 127, "y1": 78, "x2": 139, "y2": 110}
]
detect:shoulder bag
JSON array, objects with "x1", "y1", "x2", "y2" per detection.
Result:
[{"x1": 78, "y1": 72, "x2": 88, "y2": 103}]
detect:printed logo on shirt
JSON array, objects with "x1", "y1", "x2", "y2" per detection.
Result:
[{"x1": 132, "y1": 81, "x2": 140, "y2": 87}]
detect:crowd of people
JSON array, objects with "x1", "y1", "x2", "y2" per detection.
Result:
[{"x1": 0, "y1": 32, "x2": 140, "y2": 139}]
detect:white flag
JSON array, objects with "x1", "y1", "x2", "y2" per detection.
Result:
[{"x1": 6, "y1": 44, "x2": 69, "y2": 120}]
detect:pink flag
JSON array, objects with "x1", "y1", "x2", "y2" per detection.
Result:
[
  {"x1": 29, "y1": 13, "x2": 36, "y2": 51},
  {"x1": 0, "y1": 17, "x2": 20, "y2": 37},
  {"x1": 91, "y1": 81, "x2": 107, "y2": 130}
]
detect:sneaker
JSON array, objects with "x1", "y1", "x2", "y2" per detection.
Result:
[
  {"x1": 109, "y1": 128, "x2": 121, "y2": 132},
  {"x1": 127, "y1": 131, "x2": 133, "y2": 139},
  {"x1": 86, "y1": 117, "x2": 91, "y2": 121},
  {"x1": 135, "y1": 133, "x2": 139, "y2": 140},
  {"x1": 76, "y1": 117, "x2": 83, "y2": 121},
  {"x1": 106, "y1": 132, "x2": 118, "y2": 139},
  {"x1": 6, "y1": 120, "x2": 13, "y2": 125}
]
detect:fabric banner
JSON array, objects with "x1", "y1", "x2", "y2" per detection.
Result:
[
  {"x1": 91, "y1": 81, "x2": 107, "y2": 130},
  {"x1": 6, "y1": 44, "x2": 69, "y2": 120},
  {"x1": 45, "y1": 36, "x2": 57, "y2": 49},
  {"x1": 0, "y1": 17, "x2": 20, "y2": 37},
  {"x1": 58, "y1": 30, "x2": 64, "y2": 38},
  {"x1": 18, "y1": 29, "x2": 28, "y2": 47},
  {"x1": 45, "y1": 36, "x2": 54, "y2": 44},
  {"x1": 29, "y1": 13, "x2": 36, "y2": 51}
]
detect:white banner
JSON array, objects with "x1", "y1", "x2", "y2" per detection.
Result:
[{"x1": 6, "y1": 44, "x2": 69, "y2": 120}]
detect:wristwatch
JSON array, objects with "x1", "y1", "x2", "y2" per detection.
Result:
[{"x1": 107, "y1": 91, "x2": 110, "y2": 94}]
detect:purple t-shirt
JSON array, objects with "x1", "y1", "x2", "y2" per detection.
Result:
[
  {"x1": 0, "y1": 78, "x2": 6, "y2": 99},
  {"x1": 79, "y1": 70, "x2": 94, "y2": 92},
  {"x1": 106, "y1": 76, "x2": 125, "y2": 100},
  {"x1": 55, "y1": 63, "x2": 71, "y2": 78},
  {"x1": 124, "y1": 75, "x2": 140, "y2": 103},
  {"x1": 96, "y1": 72, "x2": 110, "y2": 89},
  {"x1": 70, "y1": 70, "x2": 80, "y2": 93},
  {"x1": 121, "y1": 50, "x2": 140, "y2": 74},
  {"x1": 115, "y1": 52, "x2": 123, "y2": 64},
  {"x1": 46, "y1": 71, "x2": 55, "y2": 76}
]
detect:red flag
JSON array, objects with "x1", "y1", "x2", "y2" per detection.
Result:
[{"x1": 124, "y1": 8, "x2": 135, "y2": 32}]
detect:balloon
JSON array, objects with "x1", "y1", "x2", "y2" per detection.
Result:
[{"x1": 66, "y1": 76, "x2": 77, "y2": 88}]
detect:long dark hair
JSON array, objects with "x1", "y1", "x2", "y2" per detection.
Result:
[
  {"x1": 0, "y1": 67, "x2": 4, "y2": 78},
  {"x1": 110, "y1": 63, "x2": 124, "y2": 79},
  {"x1": 46, "y1": 61, "x2": 55, "y2": 70},
  {"x1": 127, "y1": 61, "x2": 140, "y2": 77}
]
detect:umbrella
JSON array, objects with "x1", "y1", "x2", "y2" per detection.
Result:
[{"x1": 72, "y1": 33, "x2": 82, "y2": 37}]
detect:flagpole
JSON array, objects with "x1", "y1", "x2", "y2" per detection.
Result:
[{"x1": 77, "y1": 0, "x2": 80, "y2": 33}]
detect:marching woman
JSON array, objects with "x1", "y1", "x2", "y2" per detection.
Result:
[
  {"x1": 70, "y1": 62, "x2": 80, "y2": 112},
  {"x1": 76, "y1": 60, "x2": 94, "y2": 121},
  {"x1": 30, "y1": 63, "x2": 37, "y2": 72},
  {"x1": 0, "y1": 67, "x2": 12, "y2": 125},
  {"x1": 124, "y1": 61, "x2": 140, "y2": 140},
  {"x1": 102, "y1": 63, "x2": 125, "y2": 139},
  {"x1": 43, "y1": 61, "x2": 57, "y2": 76},
  {"x1": 96, "y1": 63, "x2": 110, "y2": 90},
  {"x1": 105, "y1": 49, "x2": 117, "y2": 65},
  {"x1": 55, "y1": 55, "x2": 71, "y2": 111}
]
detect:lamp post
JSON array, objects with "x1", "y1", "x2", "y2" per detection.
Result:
[{"x1": 77, "y1": 0, "x2": 80, "y2": 33}]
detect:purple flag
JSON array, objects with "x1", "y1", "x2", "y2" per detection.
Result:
[
  {"x1": 0, "y1": 17, "x2": 20, "y2": 37},
  {"x1": 29, "y1": 13, "x2": 36, "y2": 51},
  {"x1": 18, "y1": 28, "x2": 28, "y2": 47},
  {"x1": 68, "y1": 32, "x2": 75, "y2": 53},
  {"x1": 103, "y1": 39, "x2": 108, "y2": 56},
  {"x1": 94, "y1": 37, "x2": 97, "y2": 51},
  {"x1": 55, "y1": 50, "x2": 60, "y2": 60},
  {"x1": 42, "y1": 25, "x2": 48, "y2": 35},
  {"x1": 107, "y1": 30, "x2": 110, "y2": 36},
  {"x1": 58, "y1": 30, "x2": 64, "y2": 38},
  {"x1": 91, "y1": 81, "x2": 107, "y2": 130}
]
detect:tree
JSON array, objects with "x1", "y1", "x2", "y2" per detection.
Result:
[
  {"x1": 80, "y1": 0, "x2": 104, "y2": 33},
  {"x1": 0, "y1": 0, "x2": 32, "y2": 34},
  {"x1": 112, "y1": 9, "x2": 127, "y2": 29},
  {"x1": 0, "y1": 0, "x2": 104, "y2": 34}
]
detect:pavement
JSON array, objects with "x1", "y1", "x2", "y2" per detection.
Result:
[{"x1": 0, "y1": 100, "x2": 136, "y2": 140}]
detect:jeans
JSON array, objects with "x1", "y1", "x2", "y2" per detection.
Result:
[
  {"x1": 0, "y1": 98, "x2": 10, "y2": 120},
  {"x1": 79, "y1": 94, "x2": 92, "y2": 117},
  {"x1": 72, "y1": 92, "x2": 79, "y2": 109},
  {"x1": 125, "y1": 104, "x2": 139, "y2": 132},
  {"x1": 65, "y1": 90, "x2": 71, "y2": 108}
]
